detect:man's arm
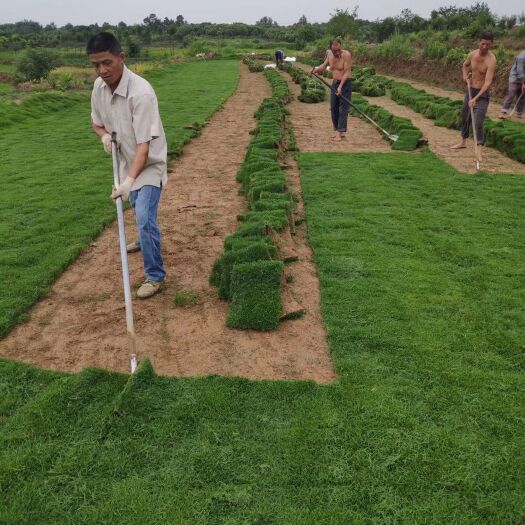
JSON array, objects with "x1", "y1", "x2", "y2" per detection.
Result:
[
  {"x1": 470, "y1": 57, "x2": 496, "y2": 105},
  {"x1": 111, "y1": 142, "x2": 150, "y2": 201},
  {"x1": 92, "y1": 122, "x2": 109, "y2": 138},
  {"x1": 127, "y1": 142, "x2": 150, "y2": 180},
  {"x1": 336, "y1": 51, "x2": 352, "y2": 95},
  {"x1": 311, "y1": 54, "x2": 330, "y2": 75},
  {"x1": 516, "y1": 53, "x2": 525, "y2": 83},
  {"x1": 462, "y1": 53, "x2": 473, "y2": 83}
]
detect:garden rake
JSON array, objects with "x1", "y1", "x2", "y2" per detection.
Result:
[
  {"x1": 312, "y1": 73, "x2": 399, "y2": 142},
  {"x1": 466, "y1": 79, "x2": 481, "y2": 171},
  {"x1": 111, "y1": 132, "x2": 138, "y2": 374}
]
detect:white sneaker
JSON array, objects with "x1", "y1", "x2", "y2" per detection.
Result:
[
  {"x1": 127, "y1": 241, "x2": 141, "y2": 253},
  {"x1": 137, "y1": 280, "x2": 164, "y2": 299}
]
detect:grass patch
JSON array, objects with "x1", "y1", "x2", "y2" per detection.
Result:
[
  {"x1": 173, "y1": 290, "x2": 200, "y2": 307},
  {"x1": 1, "y1": 150, "x2": 525, "y2": 522},
  {"x1": 0, "y1": 60, "x2": 239, "y2": 337}
]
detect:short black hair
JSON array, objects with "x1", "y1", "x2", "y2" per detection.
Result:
[
  {"x1": 86, "y1": 32, "x2": 122, "y2": 55},
  {"x1": 479, "y1": 31, "x2": 494, "y2": 42}
]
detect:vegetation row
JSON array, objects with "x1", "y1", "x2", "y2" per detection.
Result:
[
  {"x1": 210, "y1": 68, "x2": 294, "y2": 330},
  {"x1": 278, "y1": 62, "x2": 325, "y2": 103},
  {"x1": 351, "y1": 93, "x2": 423, "y2": 151},
  {"x1": 242, "y1": 56, "x2": 265, "y2": 73},
  {"x1": 352, "y1": 66, "x2": 393, "y2": 97}
]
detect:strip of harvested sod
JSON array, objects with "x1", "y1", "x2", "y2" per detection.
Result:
[{"x1": 0, "y1": 60, "x2": 239, "y2": 337}]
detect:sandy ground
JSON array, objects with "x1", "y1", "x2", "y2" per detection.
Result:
[
  {"x1": 0, "y1": 64, "x2": 336, "y2": 383},
  {"x1": 364, "y1": 95, "x2": 525, "y2": 175}
]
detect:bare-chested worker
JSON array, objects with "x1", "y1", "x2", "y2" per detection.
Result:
[
  {"x1": 311, "y1": 38, "x2": 352, "y2": 142},
  {"x1": 451, "y1": 32, "x2": 496, "y2": 160}
]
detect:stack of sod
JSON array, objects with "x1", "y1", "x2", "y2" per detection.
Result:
[
  {"x1": 352, "y1": 93, "x2": 423, "y2": 151},
  {"x1": 210, "y1": 68, "x2": 291, "y2": 330},
  {"x1": 298, "y1": 77, "x2": 326, "y2": 103},
  {"x1": 389, "y1": 81, "x2": 463, "y2": 129},
  {"x1": 280, "y1": 62, "x2": 326, "y2": 103},
  {"x1": 485, "y1": 119, "x2": 525, "y2": 163},
  {"x1": 242, "y1": 56, "x2": 264, "y2": 73},
  {"x1": 352, "y1": 67, "x2": 393, "y2": 97}
]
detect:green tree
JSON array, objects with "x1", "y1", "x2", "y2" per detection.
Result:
[{"x1": 327, "y1": 7, "x2": 359, "y2": 38}]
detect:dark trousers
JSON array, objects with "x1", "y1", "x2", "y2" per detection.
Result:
[
  {"x1": 331, "y1": 80, "x2": 352, "y2": 132},
  {"x1": 461, "y1": 87, "x2": 489, "y2": 145},
  {"x1": 501, "y1": 81, "x2": 524, "y2": 114}
]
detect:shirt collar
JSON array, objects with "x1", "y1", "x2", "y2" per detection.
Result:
[
  {"x1": 113, "y1": 65, "x2": 131, "y2": 97},
  {"x1": 98, "y1": 65, "x2": 131, "y2": 97}
]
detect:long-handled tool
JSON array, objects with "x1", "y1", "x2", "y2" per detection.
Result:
[
  {"x1": 466, "y1": 79, "x2": 481, "y2": 171},
  {"x1": 312, "y1": 72, "x2": 399, "y2": 142},
  {"x1": 508, "y1": 90, "x2": 524, "y2": 118},
  {"x1": 111, "y1": 132, "x2": 138, "y2": 373}
]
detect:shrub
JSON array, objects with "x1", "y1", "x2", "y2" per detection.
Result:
[
  {"x1": 16, "y1": 48, "x2": 59, "y2": 81},
  {"x1": 445, "y1": 47, "x2": 468, "y2": 65},
  {"x1": 423, "y1": 42, "x2": 449, "y2": 60},
  {"x1": 125, "y1": 36, "x2": 141, "y2": 58}
]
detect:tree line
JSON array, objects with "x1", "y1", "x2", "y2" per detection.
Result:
[{"x1": 1, "y1": 3, "x2": 524, "y2": 51}]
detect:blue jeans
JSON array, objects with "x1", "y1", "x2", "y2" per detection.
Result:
[
  {"x1": 331, "y1": 80, "x2": 352, "y2": 132},
  {"x1": 129, "y1": 185, "x2": 165, "y2": 282}
]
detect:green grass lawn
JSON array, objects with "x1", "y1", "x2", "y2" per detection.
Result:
[
  {"x1": 0, "y1": 60, "x2": 239, "y2": 337},
  {"x1": 1, "y1": 150, "x2": 524, "y2": 523}
]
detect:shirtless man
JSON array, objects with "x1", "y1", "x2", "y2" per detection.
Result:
[
  {"x1": 311, "y1": 38, "x2": 352, "y2": 142},
  {"x1": 451, "y1": 32, "x2": 496, "y2": 161}
]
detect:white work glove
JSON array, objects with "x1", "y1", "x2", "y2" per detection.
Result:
[
  {"x1": 101, "y1": 133, "x2": 112, "y2": 154},
  {"x1": 111, "y1": 177, "x2": 134, "y2": 202}
]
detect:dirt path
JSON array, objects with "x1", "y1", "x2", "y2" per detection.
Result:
[
  {"x1": 384, "y1": 74, "x2": 524, "y2": 123},
  {"x1": 0, "y1": 64, "x2": 336, "y2": 384},
  {"x1": 284, "y1": 72, "x2": 392, "y2": 153},
  {"x1": 364, "y1": 95, "x2": 525, "y2": 175}
]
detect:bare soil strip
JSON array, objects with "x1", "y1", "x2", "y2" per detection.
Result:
[
  {"x1": 364, "y1": 95, "x2": 525, "y2": 174},
  {"x1": 0, "y1": 64, "x2": 336, "y2": 384},
  {"x1": 284, "y1": 71, "x2": 392, "y2": 153}
]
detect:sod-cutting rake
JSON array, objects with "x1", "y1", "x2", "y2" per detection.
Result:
[
  {"x1": 111, "y1": 132, "x2": 138, "y2": 374},
  {"x1": 466, "y1": 79, "x2": 481, "y2": 171},
  {"x1": 312, "y1": 73, "x2": 399, "y2": 142}
]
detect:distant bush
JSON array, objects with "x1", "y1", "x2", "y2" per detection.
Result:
[
  {"x1": 445, "y1": 47, "x2": 468, "y2": 65},
  {"x1": 125, "y1": 36, "x2": 141, "y2": 58},
  {"x1": 16, "y1": 48, "x2": 59, "y2": 81},
  {"x1": 372, "y1": 35, "x2": 414, "y2": 60},
  {"x1": 423, "y1": 42, "x2": 449, "y2": 60}
]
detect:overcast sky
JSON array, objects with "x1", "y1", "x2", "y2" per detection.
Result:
[{"x1": 2, "y1": 0, "x2": 523, "y2": 27}]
